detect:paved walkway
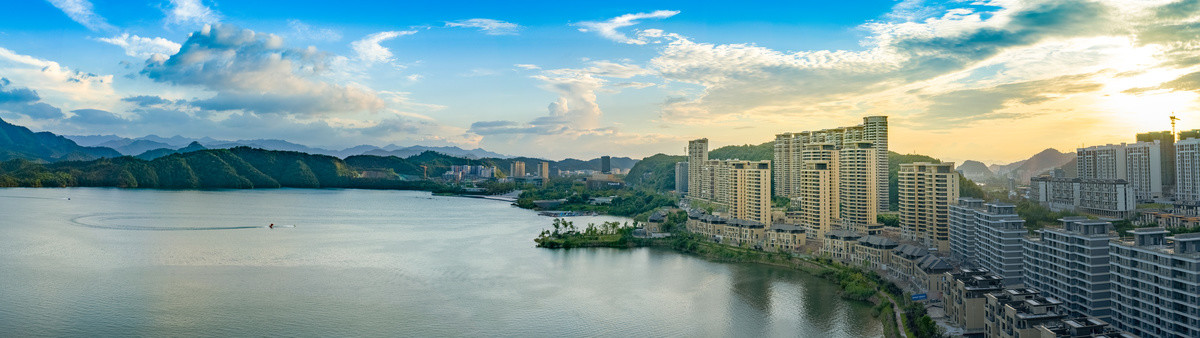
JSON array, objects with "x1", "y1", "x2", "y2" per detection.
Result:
[{"x1": 882, "y1": 292, "x2": 908, "y2": 338}]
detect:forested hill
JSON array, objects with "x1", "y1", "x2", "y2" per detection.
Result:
[
  {"x1": 0, "y1": 147, "x2": 449, "y2": 189},
  {"x1": 0, "y1": 117, "x2": 120, "y2": 162}
]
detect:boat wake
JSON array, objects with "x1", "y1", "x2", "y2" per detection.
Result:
[{"x1": 72, "y1": 214, "x2": 293, "y2": 231}]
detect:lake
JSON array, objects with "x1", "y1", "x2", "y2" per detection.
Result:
[{"x1": 0, "y1": 188, "x2": 881, "y2": 337}]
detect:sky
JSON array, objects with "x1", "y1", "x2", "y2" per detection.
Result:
[{"x1": 0, "y1": 0, "x2": 1199, "y2": 164}]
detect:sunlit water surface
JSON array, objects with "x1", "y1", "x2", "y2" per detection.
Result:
[{"x1": 0, "y1": 188, "x2": 881, "y2": 337}]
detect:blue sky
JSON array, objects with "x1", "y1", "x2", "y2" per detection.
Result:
[{"x1": 1, "y1": 0, "x2": 1198, "y2": 162}]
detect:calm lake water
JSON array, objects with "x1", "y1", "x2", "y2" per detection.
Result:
[{"x1": 0, "y1": 188, "x2": 881, "y2": 337}]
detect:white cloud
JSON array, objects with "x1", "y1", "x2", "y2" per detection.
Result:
[
  {"x1": 287, "y1": 19, "x2": 342, "y2": 42},
  {"x1": 97, "y1": 34, "x2": 182, "y2": 58},
  {"x1": 445, "y1": 18, "x2": 520, "y2": 35},
  {"x1": 351, "y1": 30, "x2": 416, "y2": 64},
  {"x1": 165, "y1": 0, "x2": 220, "y2": 26},
  {"x1": 0, "y1": 46, "x2": 115, "y2": 106},
  {"x1": 45, "y1": 0, "x2": 114, "y2": 32},
  {"x1": 514, "y1": 64, "x2": 540, "y2": 70},
  {"x1": 577, "y1": 10, "x2": 679, "y2": 45}
]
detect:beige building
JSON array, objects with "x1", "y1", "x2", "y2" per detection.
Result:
[
  {"x1": 838, "y1": 141, "x2": 882, "y2": 234},
  {"x1": 688, "y1": 139, "x2": 709, "y2": 200},
  {"x1": 854, "y1": 235, "x2": 897, "y2": 270},
  {"x1": 686, "y1": 139, "x2": 773, "y2": 226},
  {"x1": 943, "y1": 268, "x2": 1006, "y2": 336},
  {"x1": 899, "y1": 162, "x2": 960, "y2": 252},
  {"x1": 984, "y1": 288, "x2": 1067, "y2": 338},
  {"x1": 793, "y1": 143, "x2": 840, "y2": 239},
  {"x1": 765, "y1": 223, "x2": 807, "y2": 253},
  {"x1": 774, "y1": 116, "x2": 888, "y2": 211},
  {"x1": 539, "y1": 161, "x2": 550, "y2": 179},
  {"x1": 510, "y1": 161, "x2": 526, "y2": 178},
  {"x1": 821, "y1": 229, "x2": 863, "y2": 263}
]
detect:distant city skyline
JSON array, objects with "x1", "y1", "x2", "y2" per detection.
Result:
[{"x1": 1, "y1": 0, "x2": 1199, "y2": 163}]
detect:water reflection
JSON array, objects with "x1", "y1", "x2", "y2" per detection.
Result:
[{"x1": 0, "y1": 188, "x2": 882, "y2": 337}]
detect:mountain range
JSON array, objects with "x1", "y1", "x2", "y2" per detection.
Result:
[
  {"x1": 0, "y1": 118, "x2": 121, "y2": 162},
  {"x1": 969, "y1": 148, "x2": 1075, "y2": 184},
  {"x1": 65, "y1": 133, "x2": 514, "y2": 160}
]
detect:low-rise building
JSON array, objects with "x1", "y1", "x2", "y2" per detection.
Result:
[
  {"x1": 1033, "y1": 317, "x2": 1136, "y2": 338},
  {"x1": 1028, "y1": 176, "x2": 1136, "y2": 218},
  {"x1": 646, "y1": 210, "x2": 667, "y2": 233},
  {"x1": 985, "y1": 288, "x2": 1067, "y2": 338},
  {"x1": 766, "y1": 223, "x2": 806, "y2": 253},
  {"x1": 855, "y1": 235, "x2": 898, "y2": 270},
  {"x1": 1109, "y1": 228, "x2": 1200, "y2": 338},
  {"x1": 822, "y1": 230, "x2": 863, "y2": 263},
  {"x1": 892, "y1": 244, "x2": 953, "y2": 300},
  {"x1": 943, "y1": 268, "x2": 1006, "y2": 336},
  {"x1": 1137, "y1": 209, "x2": 1200, "y2": 229}
]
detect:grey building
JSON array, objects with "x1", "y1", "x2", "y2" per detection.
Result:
[
  {"x1": 1028, "y1": 176, "x2": 1136, "y2": 218},
  {"x1": 950, "y1": 200, "x2": 1027, "y2": 285},
  {"x1": 675, "y1": 161, "x2": 688, "y2": 194},
  {"x1": 1023, "y1": 217, "x2": 1114, "y2": 322},
  {"x1": 1109, "y1": 228, "x2": 1200, "y2": 338},
  {"x1": 949, "y1": 197, "x2": 985, "y2": 264},
  {"x1": 1178, "y1": 137, "x2": 1200, "y2": 204},
  {"x1": 600, "y1": 156, "x2": 612, "y2": 174}
]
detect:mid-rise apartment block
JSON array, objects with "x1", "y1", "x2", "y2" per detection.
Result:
[
  {"x1": 950, "y1": 197, "x2": 986, "y2": 264},
  {"x1": 1178, "y1": 137, "x2": 1200, "y2": 204},
  {"x1": 1023, "y1": 218, "x2": 1114, "y2": 321},
  {"x1": 984, "y1": 288, "x2": 1067, "y2": 338},
  {"x1": 1109, "y1": 228, "x2": 1200, "y2": 338},
  {"x1": 686, "y1": 139, "x2": 772, "y2": 226},
  {"x1": 950, "y1": 200, "x2": 1028, "y2": 285},
  {"x1": 774, "y1": 116, "x2": 888, "y2": 213},
  {"x1": 1028, "y1": 176, "x2": 1135, "y2": 218},
  {"x1": 943, "y1": 268, "x2": 1006, "y2": 336},
  {"x1": 838, "y1": 141, "x2": 882, "y2": 235},
  {"x1": 899, "y1": 162, "x2": 959, "y2": 252}
]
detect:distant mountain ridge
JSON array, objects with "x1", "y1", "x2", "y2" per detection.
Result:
[
  {"x1": 0, "y1": 117, "x2": 120, "y2": 162},
  {"x1": 65, "y1": 134, "x2": 514, "y2": 159}
]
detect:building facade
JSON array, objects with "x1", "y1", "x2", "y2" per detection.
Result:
[
  {"x1": 943, "y1": 269, "x2": 1006, "y2": 336},
  {"x1": 510, "y1": 161, "x2": 526, "y2": 178},
  {"x1": 1137, "y1": 131, "x2": 1176, "y2": 196},
  {"x1": 1028, "y1": 176, "x2": 1136, "y2": 218},
  {"x1": 899, "y1": 162, "x2": 960, "y2": 252},
  {"x1": 1077, "y1": 144, "x2": 1126, "y2": 180},
  {"x1": 686, "y1": 139, "x2": 773, "y2": 226},
  {"x1": 1178, "y1": 137, "x2": 1200, "y2": 204},
  {"x1": 1022, "y1": 218, "x2": 1114, "y2": 321},
  {"x1": 773, "y1": 116, "x2": 888, "y2": 213},
  {"x1": 1124, "y1": 141, "x2": 1163, "y2": 201},
  {"x1": 984, "y1": 288, "x2": 1067, "y2": 338},
  {"x1": 674, "y1": 161, "x2": 688, "y2": 194},
  {"x1": 950, "y1": 197, "x2": 986, "y2": 264},
  {"x1": 1109, "y1": 228, "x2": 1200, "y2": 338},
  {"x1": 688, "y1": 139, "x2": 709, "y2": 200},
  {"x1": 951, "y1": 202, "x2": 1028, "y2": 285}
]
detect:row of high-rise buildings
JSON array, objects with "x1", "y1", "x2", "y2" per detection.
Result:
[
  {"x1": 1029, "y1": 129, "x2": 1200, "y2": 220},
  {"x1": 686, "y1": 139, "x2": 773, "y2": 226},
  {"x1": 772, "y1": 116, "x2": 891, "y2": 237}
]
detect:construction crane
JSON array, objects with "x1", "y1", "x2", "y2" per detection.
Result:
[{"x1": 1171, "y1": 113, "x2": 1181, "y2": 137}]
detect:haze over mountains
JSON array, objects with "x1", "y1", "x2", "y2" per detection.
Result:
[{"x1": 65, "y1": 133, "x2": 513, "y2": 160}]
